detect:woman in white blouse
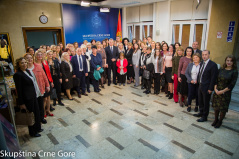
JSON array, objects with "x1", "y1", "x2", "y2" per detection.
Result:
[{"x1": 185, "y1": 53, "x2": 201, "y2": 112}]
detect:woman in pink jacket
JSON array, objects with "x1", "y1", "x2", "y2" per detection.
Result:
[{"x1": 116, "y1": 53, "x2": 128, "y2": 86}]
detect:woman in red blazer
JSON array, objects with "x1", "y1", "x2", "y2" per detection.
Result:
[{"x1": 116, "y1": 53, "x2": 128, "y2": 86}]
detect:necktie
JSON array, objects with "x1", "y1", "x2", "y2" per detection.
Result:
[
  {"x1": 79, "y1": 55, "x2": 83, "y2": 70},
  {"x1": 111, "y1": 46, "x2": 113, "y2": 54},
  {"x1": 199, "y1": 62, "x2": 205, "y2": 83}
]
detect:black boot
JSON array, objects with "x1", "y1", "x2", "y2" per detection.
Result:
[
  {"x1": 53, "y1": 100, "x2": 56, "y2": 106},
  {"x1": 168, "y1": 93, "x2": 173, "y2": 99},
  {"x1": 166, "y1": 91, "x2": 170, "y2": 97}
]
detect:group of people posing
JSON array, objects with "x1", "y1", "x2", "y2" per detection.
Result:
[{"x1": 14, "y1": 36, "x2": 238, "y2": 137}]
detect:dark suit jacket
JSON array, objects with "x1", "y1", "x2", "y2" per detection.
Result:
[
  {"x1": 13, "y1": 70, "x2": 36, "y2": 105},
  {"x1": 194, "y1": 49, "x2": 202, "y2": 56},
  {"x1": 105, "y1": 45, "x2": 119, "y2": 65},
  {"x1": 197, "y1": 60, "x2": 218, "y2": 93},
  {"x1": 71, "y1": 55, "x2": 88, "y2": 78},
  {"x1": 125, "y1": 48, "x2": 134, "y2": 65}
]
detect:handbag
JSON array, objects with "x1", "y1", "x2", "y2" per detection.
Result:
[
  {"x1": 15, "y1": 109, "x2": 35, "y2": 126},
  {"x1": 143, "y1": 69, "x2": 150, "y2": 79},
  {"x1": 50, "y1": 88, "x2": 57, "y2": 100}
]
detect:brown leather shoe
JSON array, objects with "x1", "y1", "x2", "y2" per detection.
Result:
[
  {"x1": 83, "y1": 93, "x2": 88, "y2": 96},
  {"x1": 78, "y1": 94, "x2": 81, "y2": 98}
]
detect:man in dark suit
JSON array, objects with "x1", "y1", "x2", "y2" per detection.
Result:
[
  {"x1": 193, "y1": 50, "x2": 218, "y2": 122},
  {"x1": 105, "y1": 38, "x2": 119, "y2": 86},
  {"x1": 71, "y1": 48, "x2": 88, "y2": 98},
  {"x1": 192, "y1": 41, "x2": 202, "y2": 56}
]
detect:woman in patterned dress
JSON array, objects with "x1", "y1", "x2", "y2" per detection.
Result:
[{"x1": 212, "y1": 55, "x2": 238, "y2": 128}]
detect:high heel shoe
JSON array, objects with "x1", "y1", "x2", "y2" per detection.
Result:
[
  {"x1": 214, "y1": 120, "x2": 222, "y2": 128},
  {"x1": 47, "y1": 113, "x2": 54, "y2": 117}
]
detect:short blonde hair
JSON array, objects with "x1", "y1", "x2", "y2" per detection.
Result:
[
  {"x1": 61, "y1": 52, "x2": 69, "y2": 62},
  {"x1": 81, "y1": 44, "x2": 87, "y2": 49},
  {"x1": 176, "y1": 46, "x2": 184, "y2": 56},
  {"x1": 46, "y1": 50, "x2": 53, "y2": 55},
  {"x1": 128, "y1": 42, "x2": 133, "y2": 47},
  {"x1": 34, "y1": 49, "x2": 44, "y2": 62}
]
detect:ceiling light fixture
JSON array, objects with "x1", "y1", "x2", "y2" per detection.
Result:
[
  {"x1": 100, "y1": 7, "x2": 110, "y2": 12},
  {"x1": 81, "y1": 1, "x2": 90, "y2": 7}
]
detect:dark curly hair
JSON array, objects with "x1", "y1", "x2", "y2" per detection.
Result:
[
  {"x1": 223, "y1": 55, "x2": 238, "y2": 70},
  {"x1": 15, "y1": 57, "x2": 25, "y2": 71}
]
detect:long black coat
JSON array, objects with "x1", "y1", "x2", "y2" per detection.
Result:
[{"x1": 60, "y1": 61, "x2": 73, "y2": 89}]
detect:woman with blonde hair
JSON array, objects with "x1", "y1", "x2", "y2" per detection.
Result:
[
  {"x1": 25, "y1": 52, "x2": 49, "y2": 124},
  {"x1": 47, "y1": 50, "x2": 64, "y2": 106},
  {"x1": 118, "y1": 43, "x2": 125, "y2": 54},
  {"x1": 34, "y1": 50, "x2": 54, "y2": 118},
  {"x1": 60, "y1": 52, "x2": 74, "y2": 100},
  {"x1": 171, "y1": 46, "x2": 184, "y2": 103},
  {"x1": 50, "y1": 45, "x2": 56, "y2": 51},
  {"x1": 97, "y1": 42, "x2": 107, "y2": 88},
  {"x1": 43, "y1": 50, "x2": 55, "y2": 114}
]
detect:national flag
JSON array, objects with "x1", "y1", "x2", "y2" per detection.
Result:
[{"x1": 116, "y1": 10, "x2": 122, "y2": 42}]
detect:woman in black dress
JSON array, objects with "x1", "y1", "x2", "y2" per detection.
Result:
[
  {"x1": 212, "y1": 55, "x2": 238, "y2": 128},
  {"x1": 125, "y1": 42, "x2": 134, "y2": 84},
  {"x1": 60, "y1": 52, "x2": 74, "y2": 100},
  {"x1": 47, "y1": 50, "x2": 64, "y2": 106},
  {"x1": 13, "y1": 57, "x2": 42, "y2": 137}
]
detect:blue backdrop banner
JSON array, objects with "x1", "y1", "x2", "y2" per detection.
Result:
[{"x1": 62, "y1": 4, "x2": 121, "y2": 44}]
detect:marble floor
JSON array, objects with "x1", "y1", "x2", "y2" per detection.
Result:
[{"x1": 17, "y1": 83, "x2": 239, "y2": 159}]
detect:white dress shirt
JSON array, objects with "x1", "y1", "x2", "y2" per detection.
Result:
[
  {"x1": 200, "y1": 58, "x2": 210, "y2": 82},
  {"x1": 77, "y1": 55, "x2": 83, "y2": 72}
]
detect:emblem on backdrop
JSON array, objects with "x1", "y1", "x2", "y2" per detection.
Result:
[{"x1": 92, "y1": 14, "x2": 101, "y2": 28}]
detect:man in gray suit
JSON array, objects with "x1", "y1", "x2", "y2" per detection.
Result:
[{"x1": 192, "y1": 41, "x2": 202, "y2": 56}]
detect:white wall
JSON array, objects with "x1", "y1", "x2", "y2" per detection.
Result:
[
  {"x1": 123, "y1": 0, "x2": 209, "y2": 43},
  {"x1": 126, "y1": 4, "x2": 153, "y2": 23},
  {"x1": 154, "y1": 1, "x2": 171, "y2": 43},
  {"x1": 140, "y1": 4, "x2": 153, "y2": 22},
  {"x1": 171, "y1": 0, "x2": 209, "y2": 20}
]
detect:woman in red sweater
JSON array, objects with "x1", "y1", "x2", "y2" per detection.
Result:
[
  {"x1": 116, "y1": 53, "x2": 128, "y2": 86},
  {"x1": 42, "y1": 50, "x2": 54, "y2": 117}
]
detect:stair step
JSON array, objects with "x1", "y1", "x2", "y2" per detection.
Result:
[
  {"x1": 229, "y1": 101, "x2": 239, "y2": 112},
  {"x1": 231, "y1": 96, "x2": 239, "y2": 103}
]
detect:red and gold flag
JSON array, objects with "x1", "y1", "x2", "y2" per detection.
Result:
[{"x1": 116, "y1": 10, "x2": 122, "y2": 42}]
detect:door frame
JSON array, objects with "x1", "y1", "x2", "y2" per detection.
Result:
[
  {"x1": 127, "y1": 22, "x2": 153, "y2": 41},
  {"x1": 22, "y1": 27, "x2": 64, "y2": 50}
]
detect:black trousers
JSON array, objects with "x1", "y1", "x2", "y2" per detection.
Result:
[
  {"x1": 198, "y1": 84, "x2": 211, "y2": 119},
  {"x1": 154, "y1": 73, "x2": 162, "y2": 92},
  {"x1": 37, "y1": 96, "x2": 44, "y2": 121},
  {"x1": 52, "y1": 75, "x2": 62, "y2": 103},
  {"x1": 90, "y1": 72, "x2": 99, "y2": 91},
  {"x1": 26, "y1": 98, "x2": 41, "y2": 136},
  {"x1": 85, "y1": 75, "x2": 90, "y2": 91},
  {"x1": 188, "y1": 83, "x2": 199, "y2": 106},
  {"x1": 76, "y1": 72, "x2": 86, "y2": 94},
  {"x1": 118, "y1": 74, "x2": 126, "y2": 84},
  {"x1": 144, "y1": 77, "x2": 151, "y2": 91},
  {"x1": 108, "y1": 62, "x2": 117, "y2": 84}
]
